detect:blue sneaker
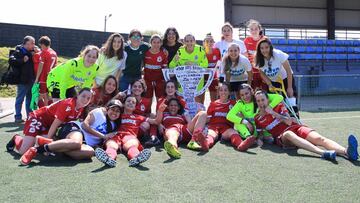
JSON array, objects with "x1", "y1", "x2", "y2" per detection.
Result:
[
  {"x1": 322, "y1": 150, "x2": 336, "y2": 161},
  {"x1": 347, "y1": 134, "x2": 358, "y2": 161}
]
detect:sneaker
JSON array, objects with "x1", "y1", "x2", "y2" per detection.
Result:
[
  {"x1": 238, "y1": 136, "x2": 256, "y2": 151},
  {"x1": 164, "y1": 141, "x2": 181, "y2": 159},
  {"x1": 6, "y1": 134, "x2": 19, "y2": 152},
  {"x1": 196, "y1": 131, "x2": 209, "y2": 152},
  {"x1": 322, "y1": 150, "x2": 336, "y2": 161},
  {"x1": 20, "y1": 147, "x2": 37, "y2": 165},
  {"x1": 187, "y1": 140, "x2": 201, "y2": 150},
  {"x1": 129, "y1": 149, "x2": 151, "y2": 167},
  {"x1": 15, "y1": 119, "x2": 25, "y2": 123},
  {"x1": 35, "y1": 136, "x2": 53, "y2": 147},
  {"x1": 95, "y1": 148, "x2": 116, "y2": 167},
  {"x1": 145, "y1": 136, "x2": 161, "y2": 147},
  {"x1": 347, "y1": 134, "x2": 359, "y2": 161}
]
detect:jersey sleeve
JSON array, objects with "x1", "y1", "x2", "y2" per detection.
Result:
[
  {"x1": 199, "y1": 47, "x2": 209, "y2": 68},
  {"x1": 162, "y1": 52, "x2": 168, "y2": 67},
  {"x1": 226, "y1": 101, "x2": 244, "y2": 124},
  {"x1": 238, "y1": 40, "x2": 247, "y2": 54},
  {"x1": 59, "y1": 60, "x2": 74, "y2": 99},
  {"x1": 54, "y1": 100, "x2": 69, "y2": 122},
  {"x1": 274, "y1": 103, "x2": 288, "y2": 115},
  {"x1": 243, "y1": 56, "x2": 252, "y2": 72},
  {"x1": 119, "y1": 52, "x2": 127, "y2": 70},
  {"x1": 276, "y1": 49, "x2": 289, "y2": 63},
  {"x1": 268, "y1": 93, "x2": 284, "y2": 108}
]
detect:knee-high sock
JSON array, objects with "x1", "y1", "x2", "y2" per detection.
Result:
[
  {"x1": 127, "y1": 146, "x2": 140, "y2": 160},
  {"x1": 14, "y1": 135, "x2": 23, "y2": 151},
  {"x1": 230, "y1": 134, "x2": 242, "y2": 148},
  {"x1": 106, "y1": 147, "x2": 117, "y2": 160},
  {"x1": 206, "y1": 136, "x2": 215, "y2": 148}
]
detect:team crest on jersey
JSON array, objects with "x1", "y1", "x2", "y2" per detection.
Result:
[
  {"x1": 213, "y1": 55, "x2": 217, "y2": 60},
  {"x1": 87, "y1": 71, "x2": 91, "y2": 76},
  {"x1": 157, "y1": 56, "x2": 162, "y2": 62},
  {"x1": 141, "y1": 104, "x2": 145, "y2": 111},
  {"x1": 194, "y1": 55, "x2": 198, "y2": 60},
  {"x1": 65, "y1": 106, "x2": 71, "y2": 112},
  {"x1": 139, "y1": 51, "x2": 143, "y2": 55},
  {"x1": 229, "y1": 104, "x2": 233, "y2": 110}
]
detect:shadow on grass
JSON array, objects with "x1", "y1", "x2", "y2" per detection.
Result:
[
  {"x1": 133, "y1": 164, "x2": 150, "y2": 171},
  {"x1": 0, "y1": 121, "x2": 24, "y2": 133},
  {"x1": 91, "y1": 165, "x2": 112, "y2": 173},
  {"x1": 163, "y1": 157, "x2": 178, "y2": 164},
  {"x1": 20, "y1": 154, "x2": 92, "y2": 168},
  {"x1": 350, "y1": 160, "x2": 360, "y2": 167}
]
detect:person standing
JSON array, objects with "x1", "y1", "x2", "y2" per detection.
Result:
[{"x1": 9, "y1": 36, "x2": 36, "y2": 123}]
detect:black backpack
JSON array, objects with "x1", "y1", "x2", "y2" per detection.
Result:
[{"x1": 0, "y1": 49, "x2": 21, "y2": 85}]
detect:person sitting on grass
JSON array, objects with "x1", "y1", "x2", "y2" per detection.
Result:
[
  {"x1": 194, "y1": 83, "x2": 249, "y2": 152},
  {"x1": 160, "y1": 98, "x2": 208, "y2": 159},
  {"x1": 6, "y1": 88, "x2": 92, "y2": 159},
  {"x1": 94, "y1": 95, "x2": 165, "y2": 167},
  {"x1": 19, "y1": 100, "x2": 122, "y2": 165},
  {"x1": 254, "y1": 89, "x2": 358, "y2": 161}
]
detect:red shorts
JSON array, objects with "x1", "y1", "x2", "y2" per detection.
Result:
[
  {"x1": 165, "y1": 124, "x2": 192, "y2": 144},
  {"x1": 251, "y1": 69, "x2": 267, "y2": 90},
  {"x1": 23, "y1": 113, "x2": 48, "y2": 137},
  {"x1": 144, "y1": 79, "x2": 165, "y2": 98},
  {"x1": 39, "y1": 82, "x2": 48, "y2": 94},
  {"x1": 208, "y1": 123, "x2": 233, "y2": 135},
  {"x1": 276, "y1": 125, "x2": 314, "y2": 147},
  {"x1": 110, "y1": 133, "x2": 143, "y2": 151},
  {"x1": 205, "y1": 74, "x2": 218, "y2": 92}
]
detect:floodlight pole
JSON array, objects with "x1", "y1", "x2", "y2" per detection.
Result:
[{"x1": 104, "y1": 14, "x2": 112, "y2": 32}]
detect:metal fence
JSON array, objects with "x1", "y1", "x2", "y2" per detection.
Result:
[{"x1": 294, "y1": 74, "x2": 360, "y2": 111}]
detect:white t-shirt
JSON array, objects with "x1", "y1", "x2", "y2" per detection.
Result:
[
  {"x1": 95, "y1": 52, "x2": 127, "y2": 85},
  {"x1": 215, "y1": 39, "x2": 247, "y2": 57},
  {"x1": 260, "y1": 49, "x2": 292, "y2": 81},
  {"x1": 222, "y1": 54, "x2": 252, "y2": 82}
]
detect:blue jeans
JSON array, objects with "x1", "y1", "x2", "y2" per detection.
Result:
[
  {"x1": 119, "y1": 74, "x2": 141, "y2": 92},
  {"x1": 14, "y1": 84, "x2": 33, "y2": 120}
]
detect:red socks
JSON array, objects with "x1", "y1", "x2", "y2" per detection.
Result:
[
  {"x1": 230, "y1": 134, "x2": 242, "y2": 148},
  {"x1": 106, "y1": 147, "x2": 117, "y2": 160},
  {"x1": 127, "y1": 146, "x2": 140, "y2": 160},
  {"x1": 14, "y1": 135, "x2": 23, "y2": 151}
]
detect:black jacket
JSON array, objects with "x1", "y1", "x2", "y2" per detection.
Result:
[{"x1": 8, "y1": 45, "x2": 35, "y2": 84}]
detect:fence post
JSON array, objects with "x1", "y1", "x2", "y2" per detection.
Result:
[{"x1": 296, "y1": 76, "x2": 302, "y2": 110}]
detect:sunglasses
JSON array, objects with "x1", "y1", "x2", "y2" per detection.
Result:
[{"x1": 131, "y1": 35, "x2": 141, "y2": 40}]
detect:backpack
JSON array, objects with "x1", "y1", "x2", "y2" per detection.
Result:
[{"x1": 0, "y1": 49, "x2": 21, "y2": 85}]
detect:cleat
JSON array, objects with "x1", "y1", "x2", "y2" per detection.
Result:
[
  {"x1": 238, "y1": 136, "x2": 256, "y2": 151},
  {"x1": 20, "y1": 147, "x2": 37, "y2": 165},
  {"x1": 187, "y1": 140, "x2": 201, "y2": 150},
  {"x1": 164, "y1": 141, "x2": 181, "y2": 159},
  {"x1": 6, "y1": 134, "x2": 20, "y2": 152},
  {"x1": 347, "y1": 135, "x2": 358, "y2": 161},
  {"x1": 129, "y1": 149, "x2": 151, "y2": 167},
  {"x1": 95, "y1": 148, "x2": 116, "y2": 167},
  {"x1": 196, "y1": 131, "x2": 209, "y2": 152}
]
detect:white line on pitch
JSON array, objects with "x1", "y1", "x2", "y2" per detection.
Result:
[{"x1": 302, "y1": 115, "x2": 360, "y2": 121}]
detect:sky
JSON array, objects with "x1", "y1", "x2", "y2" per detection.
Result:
[{"x1": 0, "y1": 0, "x2": 226, "y2": 41}]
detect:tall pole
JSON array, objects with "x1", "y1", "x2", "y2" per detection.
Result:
[{"x1": 104, "y1": 14, "x2": 112, "y2": 32}]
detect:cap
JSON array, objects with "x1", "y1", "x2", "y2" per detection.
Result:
[{"x1": 107, "y1": 99, "x2": 123, "y2": 109}]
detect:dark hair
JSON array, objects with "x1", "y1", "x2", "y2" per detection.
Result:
[
  {"x1": 239, "y1": 83, "x2": 257, "y2": 112},
  {"x1": 255, "y1": 38, "x2": 273, "y2": 68},
  {"x1": 78, "y1": 87, "x2": 92, "y2": 95},
  {"x1": 104, "y1": 33, "x2": 124, "y2": 60},
  {"x1": 223, "y1": 43, "x2": 240, "y2": 73},
  {"x1": 167, "y1": 98, "x2": 185, "y2": 115},
  {"x1": 163, "y1": 27, "x2": 180, "y2": 46},
  {"x1": 164, "y1": 80, "x2": 178, "y2": 97},
  {"x1": 105, "y1": 99, "x2": 122, "y2": 132},
  {"x1": 101, "y1": 75, "x2": 119, "y2": 97},
  {"x1": 131, "y1": 79, "x2": 147, "y2": 97},
  {"x1": 23, "y1": 36, "x2": 35, "y2": 45},
  {"x1": 39, "y1": 36, "x2": 51, "y2": 47}
]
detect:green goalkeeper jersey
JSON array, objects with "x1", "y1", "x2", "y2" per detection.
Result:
[
  {"x1": 47, "y1": 57, "x2": 99, "y2": 99},
  {"x1": 227, "y1": 93, "x2": 284, "y2": 124}
]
